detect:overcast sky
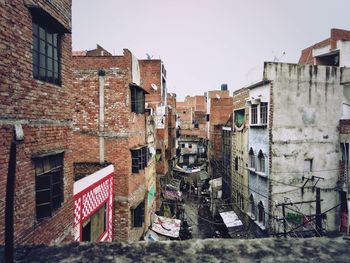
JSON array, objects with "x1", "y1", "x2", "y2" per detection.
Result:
[{"x1": 72, "y1": 0, "x2": 350, "y2": 100}]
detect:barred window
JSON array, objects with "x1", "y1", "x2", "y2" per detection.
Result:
[
  {"x1": 131, "y1": 201, "x2": 145, "y2": 227},
  {"x1": 130, "y1": 85, "x2": 146, "y2": 114},
  {"x1": 251, "y1": 105, "x2": 258, "y2": 124},
  {"x1": 260, "y1": 102, "x2": 268, "y2": 125},
  {"x1": 131, "y1": 146, "x2": 148, "y2": 173},
  {"x1": 32, "y1": 20, "x2": 60, "y2": 85},
  {"x1": 34, "y1": 153, "x2": 64, "y2": 219}
]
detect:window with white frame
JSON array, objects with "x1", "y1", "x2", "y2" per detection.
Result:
[
  {"x1": 260, "y1": 102, "x2": 268, "y2": 125},
  {"x1": 251, "y1": 105, "x2": 258, "y2": 125},
  {"x1": 250, "y1": 102, "x2": 268, "y2": 126}
]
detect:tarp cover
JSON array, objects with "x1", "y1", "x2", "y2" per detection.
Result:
[
  {"x1": 152, "y1": 215, "x2": 181, "y2": 238},
  {"x1": 219, "y1": 211, "x2": 243, "y2": 228}
]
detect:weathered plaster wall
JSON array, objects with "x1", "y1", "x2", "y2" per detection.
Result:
[
  {"x1": 248, "y1": 83, "x2": 270, "y2": 227},
  {"x1": 264, "y1": 62, "x2": 342, "y2": 232}
]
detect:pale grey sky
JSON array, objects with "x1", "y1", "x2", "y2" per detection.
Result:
[{"x1": 72, "y1": 0, "x2": 350, "y2": 100}]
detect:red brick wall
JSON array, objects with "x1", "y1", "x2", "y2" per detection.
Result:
[
  {"x1": 209, "y1": 97, "x2": 233, "y2": 159},
  {"x1": 299, "y1": 28, "x2": 350, "y2": 64},
  {"x1": 72, "y1": 52, "x2": 149, "y2": 241},
  {"x1": 139, "y1": 60, "x2": 162, "y2": 109},
  {"x1": 0, "y1": 0, "x2": 73, "y2": 245}
]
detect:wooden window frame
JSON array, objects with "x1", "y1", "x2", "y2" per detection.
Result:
[
  {"x1": 32, "y1": 19, "x2": 61, "y2": 85},
  {"x1": 34, "y1": 153, "x2": 64, "y2": 220}
]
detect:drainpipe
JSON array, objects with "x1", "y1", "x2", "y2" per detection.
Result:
[
  {"x1": 5, "y1": 123, "x2": 24, "y2": 263},
  {"x1": 98, "y1": 69, "x2": 106, "y2": 163}
]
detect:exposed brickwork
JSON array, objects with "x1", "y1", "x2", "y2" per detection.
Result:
[
  {"x1": 72, "y1": 48, "x2": 153, "y2": 242},
  {"x1": 177, "y1": 95, "x2": 207, "y2": 139},
  {"x1": 339, "y1": 119, "x2": 350, "y2": 134},
  {"x1": 0, "y1": 0, "x2": 73, "y2": 245},
  {"x1": 299, "y1": 28, "x2": 350, "y2": 64},
  {"x1": 209, "y1": 97, "x2": 233, "y2": 160}
]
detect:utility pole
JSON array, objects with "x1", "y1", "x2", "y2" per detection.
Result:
[
  {"x1": 315, "y1": 187, "x2": 322, "y2": 236},
  {"x1": 282, "y1": 203, "x2": 287, "y2": 238}
]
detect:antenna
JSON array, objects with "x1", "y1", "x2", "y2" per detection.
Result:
[
  {"x1": 146, "y1": 53, "x2": 153, "y2": 60},
  {"x1": 273, "y1": 51, "x2": 286, "y2": 62}
]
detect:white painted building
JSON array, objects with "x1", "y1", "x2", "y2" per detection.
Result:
[{"x1": 246, "y1": 62, "x2": 347, "y2": 236}]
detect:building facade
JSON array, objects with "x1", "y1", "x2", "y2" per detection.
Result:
[
  {"x1": 246, "y1": 62, "x2": 345, "y2": 236},
  {"x1": 72, "y1": 46, "x2": 156, "y2": 242},
  {"x1": 0, "y1": 0, "x2": 74, "y2": 244}
]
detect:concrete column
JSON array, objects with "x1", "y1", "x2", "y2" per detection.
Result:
[{"x1": 98, "y1": 70, "x2": 105, "y2": 163}]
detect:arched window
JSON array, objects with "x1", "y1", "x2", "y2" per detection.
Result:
[
  {"x1": 249, "y1": 148, "x2": 255, "y2": 169},
  {"x1": 258, "y1": 201, "x2": 265, "y2": 225},
  {"x1": 258, "y1": 150, "x2": 265, "y2": 173},
  {"x1": 249, "y1": 194, "x2": 255, "y2": 218}
]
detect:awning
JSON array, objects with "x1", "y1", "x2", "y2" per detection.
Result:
[
  {"x1": 219, "y1": 211, "x2": 243, "y2": 228},
  {"x1": 152, "y1": 215, "x2": 181, "y2": 238}
]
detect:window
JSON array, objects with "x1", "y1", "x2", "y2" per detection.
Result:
[
  {"x1": 235, "y1": 157, "x2": 238, "y2": 171},
  {"x1": 189, "y1": 144, "x2": 192, "y2": 149},
  {"x1": 130, "y1": 85, "x2": 146, "y2": 114},
  {"x1": 258, "y1": 150, "x2": 265, "y2": 173},
  {"x1": 258, "y1": 201, "x2": 265, "y2": 224},
  {"x1": 131, "y1": 146, "x2": 148, "y2": 173},
  {"x1": 234, "y1": 109, "x2": 245, "y2": 128},
  {"x1": 132, "y1": 201, "x2": 145, "y2": 227},
  {"x1": 82, "y1": 203, "x2": 107, "y2": 241},
  {"x1": 249, "y1": 195, "x2": 256, "y2": 219},
  {"x1": 251, "y1": 105, "x2": 258, "y2": 125},
  {"x1": 260, "y1": 102, "x2": 268, "y2": 125},
  {"x1": 181, "y1": 144, "x2": 185, "y2": 148},
  {"x1": 303, "y1": 159, "x2": 313, "y2": 173},
  {"x1": 249, "y1": 148, "x2": 255, "y2": 169},
  {"x1": 34, "y1": 153, "x2": 64, "y2": 219},
  {"x1": 32, "y1": 20, "x2": 60, "y2": 85},
  {"x1": 250, "y1": 103, "x2": 268, "y2": 126}
]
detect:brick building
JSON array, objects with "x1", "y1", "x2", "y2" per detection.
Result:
[
  {"x1": 0, "y1": 0, "x2": 73, "y2": 244},
  {"x1": 139, "y1": 59, "x2": 175, "y2": 210},
  {"x1": 231, "y1": 88, "x2": 250, "y2": 214},
  {"x1": 207, "y1": 88, "x2": 233, "y2": 178},
  {"x1": 72, "y1": 46, "x2": 156, "y2": 242},
  {"x1": 176, "y1": 95, "x2": 207, "y2": 138},
  {"x1": 299, "y1": 28, "x2": 350, "y2": 67}
]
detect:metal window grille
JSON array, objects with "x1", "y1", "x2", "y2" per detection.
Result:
[
  {"x1": 34, "y1": 153, "x2": 64, "y2": 219},
  {"x1": 251, "y1": 105, "x2": 258, "y2": 124},
  {"x1": 260, "y1": 102, "x2": 268, "y2": 125},
  {"x1": 131, "y1": 146, "x2": 148, "y2": 173},
  {"x1": 32, "y1": 21, "x2": 60, "y2": 85},
  {"x1": 132, "y1": 201, "x2": 145, "y2": 227}
]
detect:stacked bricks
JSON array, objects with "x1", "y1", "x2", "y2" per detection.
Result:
[
  {"x1": 0, "y1": 0, "x2": 74, "y2": 245},
  {"x1": 72, "y1": 48, "x2": 151, "y2": 242}
]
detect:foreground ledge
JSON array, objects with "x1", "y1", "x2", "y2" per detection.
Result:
[{"x1": 1, "y1": 237, "x2": 350, "y2": 262}]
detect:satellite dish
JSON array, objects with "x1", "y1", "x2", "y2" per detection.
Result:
[
  {"x1": 151, "y1": 83, "x2": 158, "y2": 91},
  {"x1": 216, "y1": 94, "x2": 220, "y2": 99}
]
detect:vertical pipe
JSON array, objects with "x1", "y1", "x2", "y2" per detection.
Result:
[
  {"x1": 98, "y1": 70, "x2": 105, "y2": 163},
  {"x1": 316, "y1": 187, "x2": 322, "y2": 236},
  {"x1": 5, "y1": 139, "x2": 17, "y2": 263}
]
